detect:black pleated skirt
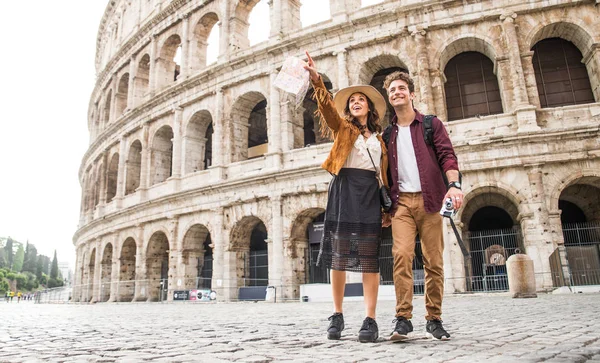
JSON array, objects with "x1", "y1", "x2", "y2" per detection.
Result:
[{"x1": 317, "y1": 168, "x2": 382, "y2": 273}]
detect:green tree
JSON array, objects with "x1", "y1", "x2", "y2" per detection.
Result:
[
  {"x1": 22, "y1": 242, "x2": 38, "y2": 273},
  {"x1": 13, "y1": 244, "x2": 24, "y2": 272},
  {"x1": 50, "y1": 250, "x2": 59, "y2": 279},
  {"x1": 41, "y1": 255, "x2": 51, "y2": 275},
  {"x1": 4, "y1": 237, "x2": 13, "y2": 269},
  {"x1": 0, "y1": 248, "x2": 6, "y2": 269},
  {"x1": 36, "y1": 255, "x2": 44, "y2": 280}
]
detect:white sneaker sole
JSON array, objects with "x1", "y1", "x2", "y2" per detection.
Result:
[
  {"x1": 425, "y1": 332, "x2": 450, "y2": 340},
  {"x1": 389, "y1": 331, "x2": 412, "y2": 342}
]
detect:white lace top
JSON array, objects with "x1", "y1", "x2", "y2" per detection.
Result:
[{"x1": 343, "y1": 133, "x2": 382, "y2": 171}]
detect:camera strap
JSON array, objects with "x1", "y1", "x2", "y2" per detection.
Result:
[{"x1": 446, "y1": 216, "x2": 471, "y2": 260}]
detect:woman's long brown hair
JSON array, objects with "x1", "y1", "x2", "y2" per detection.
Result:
[{"x1": 343, "y1": 93, "x2": 382, "y2": 134}]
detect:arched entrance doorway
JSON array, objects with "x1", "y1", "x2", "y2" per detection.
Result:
[
  {"x1": 118, "y1": 237, "x2": 137, "y2": 302},
  {"x1": 146, "y1": 232, "x2": 170, "y2": 302},
  {"x1": 461, "y1": 192, "x2": 523, "y2": 292},
  {"x1": 559, "y1": 179, "x2": 600, "y2": 286}
]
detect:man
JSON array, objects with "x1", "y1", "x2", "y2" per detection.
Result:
[{"x1": 382, "y1": 71, "x2": 463, "y2": 341}]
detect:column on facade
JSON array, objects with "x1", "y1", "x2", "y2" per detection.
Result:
[
  {"x1": 583, "y1": 44, "x2": 600, "y2": 102},
  {"x1": 148, "y1": 35, "x2": 158, "y2": 93},
  {"x1": 180, "y1": 13, "x2": 190, "y2": 79},
  {"x1": 520, "y1": 51, "x2": 541, "y2": 109},
  {"x1": 108, "y1": 237, "x2": 120, "y2": 302},
  {"x1": 127, "y1": 57, "x2": 136, "y2": 110},
  {"x1": 413, "y1": 29, "x2": 435, "y2": 114},
  {"x1": 110, "y1": 74, "x2": 119, "y2": 123},
  {"x1": 269, "y1": 195, "x2": 284, "y2": 299},
  {"x1": 429, "y1": 69, "x2": 448, "y2": 123},
  {"x1": 500, "y1": 13, "x2": 540, "y2": 133},
  {"x1": 211, "y1": 208, "x2": 226, "y2": 300},
  {"x1": 97, "y1": 153, "x2": 109, "y2": 217},
  {"x1": 136, "y1": 124, "x2": 150, "y2": 201},
  {"x1": 114, "y1": 136, "x2": 128, "y2": 208},
  {"x1": 171, "y1": 107, "x2": 183, "y2": 179},
  {"x1": 279, "y1": 97, "x2": 296, "y2": 152},
  {"x1": 133, "y1": 225, "x2": 147, "y2": 301},
  {"x1": 72, "y1": 248, "x2": 82, "y2": 302},
  {"x1": 268, "y1": 70, "x2": 283, "y2": 168},
  {"x1": 218, "y1": 1, "x2": 230, "y2": 62},
  {"x1": 518, "y1": 166, "x2": 554, "y2": 289},
  {"x1": 210, "y1": 88, "x2": 227, "y2": 181},
  {"x1": 269, "y1": 0, "x2": 301, "y2": 40},
  {"x1": 335, "y1": 49, "x2": 349, "y2": 90},
  {"x1": 166, "y1": 217, "x2": 179, "y2": 302},
  {"x1": 91, "y1": 241, "x2": 102, "y2": 303},
  {"x1": 330, "y1": 0, "x2": 361, "y2": 23},
  {"x1": 443, "y1": 219, "x2": 467, "y2": 293}
]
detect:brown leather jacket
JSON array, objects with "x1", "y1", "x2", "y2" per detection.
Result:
[{"x1": 311, "y1": 77, "x2": 389, "y2": 188}]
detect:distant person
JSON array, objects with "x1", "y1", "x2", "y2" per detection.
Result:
[
  {"x1": 4, "y1": 291, "x2": 8, "y2": 302},
  {"x1": 9, "y1": 291, "x2": 14, "y2": 302},
  {"x1": 17, "y1": 291, "x2": 22, "y2": 302},
  {"x1": 304, "y1": 51, "x2": 389, "y2": 343}
]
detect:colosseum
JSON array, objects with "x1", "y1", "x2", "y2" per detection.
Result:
[{"x1": 72, "y1": 0, "x2": 600, "y2": 303}]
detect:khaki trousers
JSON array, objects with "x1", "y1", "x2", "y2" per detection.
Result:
[{"x1": 391, "y1": 192, "x2": 444, "y2": 320}]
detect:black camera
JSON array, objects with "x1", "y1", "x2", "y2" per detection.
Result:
[{"x1": 439, "y1": 197, "x2": 455, "y2": 218}]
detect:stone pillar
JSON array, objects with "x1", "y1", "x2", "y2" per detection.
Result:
[
  {"x1": 218, "y1": 1, "x2": 230, "y2": 62},
  {"x1": 335, "y1": 49, "x2": 349, "y2": 89},
  {"x1": 430, "y1": 69, "x2": 448, "y2": 123},
  {"x1": 280, "y1": 98, "x2": 296, "y2": 152},
  {"x1": 170, "y1": 107, "x2": 183, "y2": 179},
  {"x1": 110, "y1": 74, "x2": 119, "y2": 123},
  {"x1": 180, "y1": 13, "x2": 190, "y2": 79},
  {"x1": 520, "y1": 51, "x2": 541, "y2": 109},
  {"x1": 114, "y1": 136, "x2": 128, "y2": 208},
  {"x1": 72, "y1": 248, "x2": 82, "y2": 302},
  {"x1": 330, "y1": 0, "x2": 361, "y2": 23},
  {"x1": 209, "y1": 88, "x2": 227, "y2": 180},
  {"x1": 133, "y1": 225, "x2": 147, "y2": 301},
  {"x1": 166, "y1": 217, "x2": 179, "y2": 302},
  {"x1": 91, "y1": 241, "x2": 102, "y2": 303},
  {"x1": 149, "y1": 35, "x2": 158, "y2": 93},
  {"x1": 269, "y1": 70, "x2": 283, "y2": 168},
  {"x1": 413, "y1": 29, "x2": 435, "y2": 114},
  {"x1": 444, "y1": 219, "x2": 467, "y2": 293},
  {"x1": 518, "y1": 166, "x2": 554, "y2": 290},
  {"x1": 97, "y1": 153, "x2": 109, "y2": 214},
  {"x1": 269, "y1": 0, "x2": 301, "y2": 40},
  {"x1": 127, "y1": 58, "x2": 136, "y2": 110},
  {"x1": 583, "y1": 44, "x2": 600, "y2": 102},
  {"x1": 108, "y1": 240, "x2": 120, "y2": 302},
  {"x1": 138, "y1": 124, "x2": 150, "y2": 199},
  {"x1": 211, "y1": 207, "x2": 226, "y2": 300},
  {"x1": 270, "y1": 195, "x2": 284, "y2": 299}
]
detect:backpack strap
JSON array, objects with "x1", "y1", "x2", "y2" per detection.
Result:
[
  {"x1": 382, "y1": 124, "x2": 392, "y2": 146},
  {"x1": 423, "y1": 114, "x2": 436, "y2": 147}
]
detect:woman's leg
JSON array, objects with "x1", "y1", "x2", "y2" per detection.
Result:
[
  {"x1": 362, "y1": 272, "x2": 380, "y2": 318},
  {"x1": 331, "y1": 269, "x2": 346, "y2": 312}
]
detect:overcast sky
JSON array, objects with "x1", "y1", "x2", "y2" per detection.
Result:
[{"x1": 0, "y1": 0, "x2": 382, "y2": 271}]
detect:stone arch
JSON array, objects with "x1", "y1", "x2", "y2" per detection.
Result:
[
  {"x1": 100, "y1": 243, "x2": 113, "y2": 302},
  {"x1": 358, "y1": 53, "x2": 410, "y2": 85},
  {"x1": 150, "y1": 125, "x2": 174, "y2": 185},
  {"x1": 435, "y1": 35, "x2": 499, "y2": 73},
  {"x1": 527, "y1": 21, "x2": 595, "y2": 57},
  {"x1": 125, "y1": 140, "x2": 142, "y2": 195},
  {"x1": 134, "y1": 54, "x2": 150, "y2": 102},
  {"x1": 288, "y1": 208, "x2": 326, "y2": 296},
  {"x1": 230, "y1": 91, "x2": 268, "y2": 162},
  {"x1": 118, "y1": 237, "x2": 137, "y2": 302},
  {"x1": 548, "y1": 168, "x2": 600, "y2": 213},
  {"x1": 156, "y1": 34, "x2": 182, "y2": 90},
  {"x1": 229, "y1": 215, "x2": 269, "y2": 287},
  {"x1": 183, "y1": 110, "x2": 213, "y2": 174},
  {"x1": 301, "y1": 73, "x2": 333, "y2": 148},
  {"x1": 459, "y1": 185, "x2": 521, "y2": 229},
  {"x1": 105, "y1": 153, "x2": 119, "y2": 203},
  {"x1": 115, "y1": 73, "x2": 129, "y2": 116},
  {"x1": 230, "y1": 0, "x2": 265, "y2": 51},
  {"x1": 558, "y1": 176, "x2": 600, "y2": 224},
  {"x1": 181, "y1": 224, "x2": 212, "y2": 289},
  {"x1": 191, "y1": 12, "x2": 220, "y2": 70},
  {"x1": 145, "y1": 231, "x2": 170, "y2": 302},
  {"x1": 359, "y1": 54, "x2": 410, "y2": 128}
]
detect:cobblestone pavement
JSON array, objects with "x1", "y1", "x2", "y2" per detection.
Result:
[{"x1": 1, "y1": 293, "x2": 600, "y2": 362}]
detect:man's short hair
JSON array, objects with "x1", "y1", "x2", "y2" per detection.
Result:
[{"x1": 383, "y1": 71, "x2": 415, "y2": 93}]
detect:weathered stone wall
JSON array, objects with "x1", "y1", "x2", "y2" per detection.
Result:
[{"x1": 73, "y1": 0, "x2": 600, "y2": 302}]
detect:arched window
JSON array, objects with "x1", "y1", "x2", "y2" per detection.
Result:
[
  {"x1": 444, "y1": 52, "x2": 503, "y2": 121},
  {"x1": 532, "y1": 38, "x2": 595, "y2": 108}
]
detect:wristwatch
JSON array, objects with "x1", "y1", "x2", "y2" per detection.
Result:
[{"x1": 447, "y1": 181, "x2": 461, "y2": 190}]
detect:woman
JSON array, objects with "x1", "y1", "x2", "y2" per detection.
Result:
[{"x1": 304, "y1": 51, "x2": 389, "y2": 343}]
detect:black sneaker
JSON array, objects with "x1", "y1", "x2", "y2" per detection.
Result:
[
  {"x1": 327, "y1": 313, "x2": 344, "y2": 340},
  {"x1": 425, "y1": 319, "x2": 451, "y2": 340},
  {"x1": 358, "y1": 317, "x2": 379, "y2": 343},
  {"x1": 390, "y1": 317, "x2": 413, "y2": 341}
]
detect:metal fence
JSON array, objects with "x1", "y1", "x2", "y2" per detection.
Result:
[{"x1": 552, "y1": 221, "x2": 600, "y2": 287}]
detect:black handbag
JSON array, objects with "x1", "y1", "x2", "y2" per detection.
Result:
[{"x1": 367, "y1": 149, "x2": 392, "y2": 213}]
